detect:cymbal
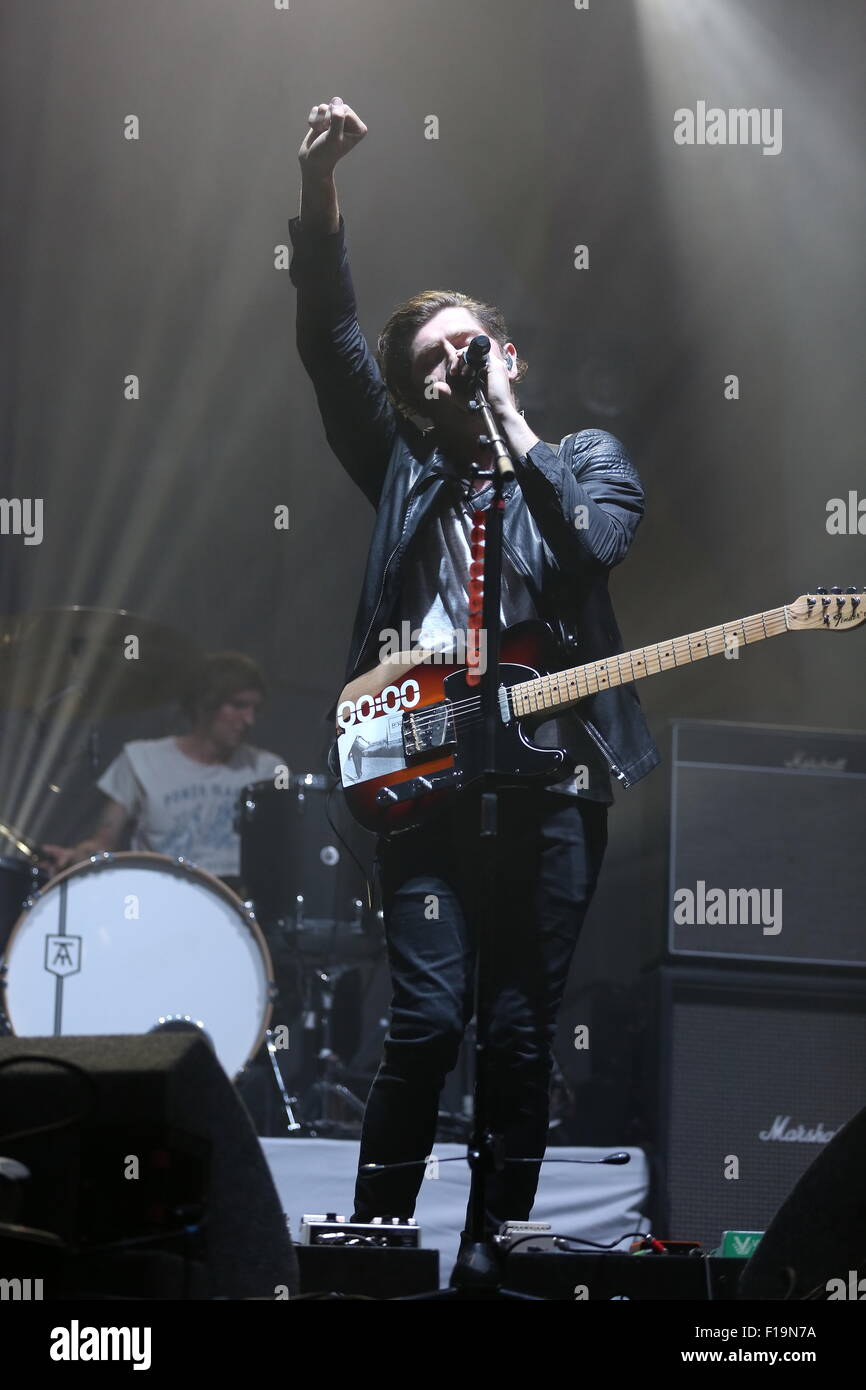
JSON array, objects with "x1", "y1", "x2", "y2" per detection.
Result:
[
  {"x1": 0, "y1": 817, "x2": 41, "y2": 862},
  {"x1": 0, "y1": 606, "x2": 200, "y2": 717}
]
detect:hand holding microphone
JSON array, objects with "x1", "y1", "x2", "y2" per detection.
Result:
[{"x1": 445, "y1": 334, "x2": 491, "y2": 395}]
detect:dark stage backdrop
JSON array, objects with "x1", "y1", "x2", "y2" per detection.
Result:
[{"x1": 2, "y1": 1, "x2": 864, "y2": 1090}]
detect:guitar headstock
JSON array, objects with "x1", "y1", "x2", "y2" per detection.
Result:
[{"x1": 786, "y1": 588, "x2": 865, "y2": 631}]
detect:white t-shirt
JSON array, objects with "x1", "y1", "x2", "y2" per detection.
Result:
[{"x1": 97, "y1": 737, "x2": 285, "y2": 877}]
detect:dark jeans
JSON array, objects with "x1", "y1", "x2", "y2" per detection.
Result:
[{"x1": 352, "y1": 786, "x2": 608, "y2": 1235}]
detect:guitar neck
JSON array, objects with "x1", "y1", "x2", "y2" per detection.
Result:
[{"x1": 510, "y1": 605, "x2": 790, "y2": 718}]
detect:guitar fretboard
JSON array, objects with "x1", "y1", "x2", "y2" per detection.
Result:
[{"x1": 509, "y1": 606, "x2": 789, "y2": 718}]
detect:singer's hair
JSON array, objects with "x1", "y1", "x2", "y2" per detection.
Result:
[
  {"x1": 179, "y1": 651, "x2": 267, "y2": 725},
  {"x1": 376, "y1": 291, "x2": 528, "y2": 418}
]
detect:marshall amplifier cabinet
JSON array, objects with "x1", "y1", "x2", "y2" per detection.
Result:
[
  {"x1": 666, "y1": 720, "x2": 866, "y2": 968},
  {"x1": 638, "y1": 966, "x2": 866, "y2": 1252}
]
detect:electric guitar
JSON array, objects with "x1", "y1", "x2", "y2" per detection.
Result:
[{"x1": 335, "y1": 588, "x2": 864, "y2": 834}]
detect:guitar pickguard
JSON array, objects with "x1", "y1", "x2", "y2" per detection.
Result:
[{"x1": 337, "y1": 699, "x2": 458, "y2": 788}]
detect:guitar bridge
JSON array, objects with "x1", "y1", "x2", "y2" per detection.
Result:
[{"x1": 403, "y1": 702, "x2": 456, "y2": 762}]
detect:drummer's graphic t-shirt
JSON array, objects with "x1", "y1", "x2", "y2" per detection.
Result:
[{"x1": 97, "y1": 737, "x2": 285, "y2": 878}]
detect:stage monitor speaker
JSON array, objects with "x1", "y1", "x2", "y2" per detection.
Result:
[
  {"x1": 638, "y1": 966, "x2": 866, "y2": 1253},
  {"x1": 0, "y1": 1033, "x2": 298, "y2": 1299},
  {"x1": 666, "y1": 720, "x2": 866, "y2": 967},
  {"x1": 738, "y1": 1104, "x2": 866, "y2": 1300}
]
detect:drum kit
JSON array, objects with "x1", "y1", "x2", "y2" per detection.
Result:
[{"x1": 0, "y1": 606, "x2": 384, "y2": 1136}]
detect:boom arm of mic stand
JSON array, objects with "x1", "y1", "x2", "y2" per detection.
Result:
[{"x1": 471, "y1": 386, "x2": 515, "y2": 484}]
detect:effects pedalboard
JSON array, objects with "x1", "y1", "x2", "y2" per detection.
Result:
[
  {"x1": 300, "y1": 1214, "x2": 421, "y2": 1248},
  {"x1": 294, "y1": 1217, "x2": 752, "y2": 1297}
]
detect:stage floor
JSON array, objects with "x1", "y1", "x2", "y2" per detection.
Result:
[{"x1": 261, "y1": 1138, "x2": 650, "y2": 1286}]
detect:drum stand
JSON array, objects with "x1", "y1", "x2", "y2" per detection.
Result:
[
  {"x1": 263, "y1": 1027, "x2": 302, "y2": 1133},
  {"x1": 253, "y1": 933, "x2": 371, "y2": 1138},
  {"x1": 296, "y1": 961, "x2": 366, "y2": 1136}
]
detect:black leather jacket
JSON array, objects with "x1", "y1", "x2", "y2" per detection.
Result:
[{"x1": 289, "y1": 215, "x2": 660, "y2": 790}]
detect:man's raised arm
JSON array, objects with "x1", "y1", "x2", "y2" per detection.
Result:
[{"x1": 290, "y1": 98, "x2": 404, "y2": 508}]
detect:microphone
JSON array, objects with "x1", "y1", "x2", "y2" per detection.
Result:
[
  {"x1": 446, "y1": 334, "x2": 490, "y2": 393},
  {"x1": 463, "y1": 334, "x2": 490, "y2": 369}
]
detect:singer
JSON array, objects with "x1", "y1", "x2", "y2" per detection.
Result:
[{"x1": 289, "y1": 98, "x2": 660, "y2": 1238}]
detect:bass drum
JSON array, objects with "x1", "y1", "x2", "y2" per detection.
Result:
[
  {"x1": 0, "y1": 852, "x2": 273, "y2": 1080},
  {"x1": 0, "y1": 855, "x2": 46, "y2": 959}
]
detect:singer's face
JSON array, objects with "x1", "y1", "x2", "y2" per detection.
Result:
[{"x1": 409, "y1": 308, "x2": 507, "y2": 420}]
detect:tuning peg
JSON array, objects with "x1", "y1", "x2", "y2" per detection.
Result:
[
  {"x1": 847, "y1": 586, "x2": 859, "y2": 593},
  {"x1": 815, "y1": 586, "x2": 827, "y2": 594},
  {"x1": 831, "y1": 586, "x2": 842, "y2": 594}
]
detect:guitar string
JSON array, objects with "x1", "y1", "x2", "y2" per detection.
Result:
[
  {"x1": 353, "y1": 620, "x2": 788, "y2": 737},
  {"x1": 375, "y1": 610, "x2": 790, "y2": 736}
]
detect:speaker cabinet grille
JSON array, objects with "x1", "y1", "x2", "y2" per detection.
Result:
[
  {"x1": 668, "y1": 720, "x2": 866, "y2": 966},
  {"x1": 646, "y1": 969, "x2": 866, "y2": 1251}
]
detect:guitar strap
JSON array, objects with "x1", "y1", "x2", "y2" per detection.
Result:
[{"x1": 466, "y1": 506, "x2": 486, "y2": 687}]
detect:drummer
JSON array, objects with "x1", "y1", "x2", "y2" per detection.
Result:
[{"x1": 40, "y1": 651, "x2": 286, "y2": 890}]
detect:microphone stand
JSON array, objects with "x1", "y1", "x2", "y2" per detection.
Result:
[
  {"x1": 453, "y1": 370, "x2": 517, "y2": 1285},
  {"x1": 426, "y1": 361, "x2": 539, "y2": 1298}
]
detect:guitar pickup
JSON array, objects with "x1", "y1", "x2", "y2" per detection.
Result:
[{"x1": 402, "y1": 702, "x2": 456, "y2": 761}]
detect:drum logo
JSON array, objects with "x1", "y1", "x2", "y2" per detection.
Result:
[{"x1": 44, "y1": 935, "x2": 82, "y2": 977}]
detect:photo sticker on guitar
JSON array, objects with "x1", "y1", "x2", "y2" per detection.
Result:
[{"x1": 337, "y1": 708, "x2": 410, "y2": 787}]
